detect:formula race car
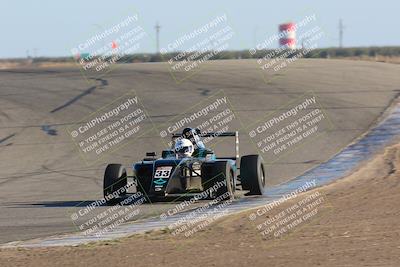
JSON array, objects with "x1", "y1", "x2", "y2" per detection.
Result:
[{"x1": 103, "y1": 128, "x2": 266, "y2": 204}]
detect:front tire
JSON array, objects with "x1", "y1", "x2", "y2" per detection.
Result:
[
  {"x1": 202, "y1": 161, "x2": 234, "y2": 200},
  {"x1": 103, "y1": 164, "x2": 127, "y2": 205},
  {"x1": 240, "y1": 155, "x2": 266, "y2": 195}
]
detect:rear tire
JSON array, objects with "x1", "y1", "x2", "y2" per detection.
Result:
[
  {"x1": 240, "y1": 155, "x2": 266, "y2": 195},
  {"x1": 103, "y1": 164, "x2": 127, "y2": 205}
]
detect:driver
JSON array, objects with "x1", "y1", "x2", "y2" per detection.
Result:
[
  {"x1": 181, "y1": 127, "x2": 211, "y2": 157},
  {"x1": 181, "y1": 127, "x2": 205, "y2": 150},
  {"x1": 174, "y1": 138, "x2": 194, "y2": 158}
]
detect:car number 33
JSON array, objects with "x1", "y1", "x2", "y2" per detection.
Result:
[{"x1": 154, "y1": 167, "x2": 172, "y2": 178}]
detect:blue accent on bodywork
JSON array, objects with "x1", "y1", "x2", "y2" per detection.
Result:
[{"x1": 153, "y1": 178, "x2": 168, "y2": 185}]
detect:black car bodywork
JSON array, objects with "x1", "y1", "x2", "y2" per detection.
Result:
[{"x1": 103, "y1": 131, "x2": 266, "y2": 204}]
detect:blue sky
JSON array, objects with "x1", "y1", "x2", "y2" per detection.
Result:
[{"x1": 1, "y1": 0, "x2": 399, "y2": 58}]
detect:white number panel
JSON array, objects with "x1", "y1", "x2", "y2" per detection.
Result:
[{"x1": 154, "y1": 166, "x2": 173, "y2": 178}]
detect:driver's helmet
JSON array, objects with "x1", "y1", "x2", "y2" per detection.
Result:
[
  {"x1": 182, "y1": 127, "x2": 205, "y2": 149},
  {"x1": 174, "y1": 138, "x2": 194, "y2": 158}
]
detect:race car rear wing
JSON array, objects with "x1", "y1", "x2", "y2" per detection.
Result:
[
  {"x1": 172, "y1": 131, "x2": 240, "y2": 161},
  {"x1": 171, "y1": 131, "x2": 237, "y2": 138}
]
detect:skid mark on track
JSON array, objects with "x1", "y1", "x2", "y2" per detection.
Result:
[
  {"x1": 0, "y1": 133, "x2": 16, "y2": 144},
  {"x1": 197, "y1": 88, "x2": 211, "y2": 96},
  {"x1": 50, "y1": 86, "x2": 97, "y2": 113},
  {"x1": 41, "y1": 125, "x2": 57, "y2": 136},
  {"x1": 50, "y1": 78, "x2": 108, "y2": 113}
]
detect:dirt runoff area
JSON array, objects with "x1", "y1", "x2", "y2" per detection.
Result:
[{"x1": 2, "y1": 144, "x2": 400, "y2": 267}]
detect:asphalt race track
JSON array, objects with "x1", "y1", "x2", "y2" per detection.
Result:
[{"x1": 0, "y1": 59, "x2": 399, "y2": 243}]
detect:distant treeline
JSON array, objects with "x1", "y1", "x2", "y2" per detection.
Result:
[{"x1": 9, "y1": 46, "x2": 400, "y2": 64}]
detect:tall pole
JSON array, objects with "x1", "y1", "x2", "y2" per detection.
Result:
[
  {"x1": 339, "y1": 19, "x2": 345, "y2": 48},
  {"x1": 155, "y1": 22, "x2": 161, "y2": 54}
]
